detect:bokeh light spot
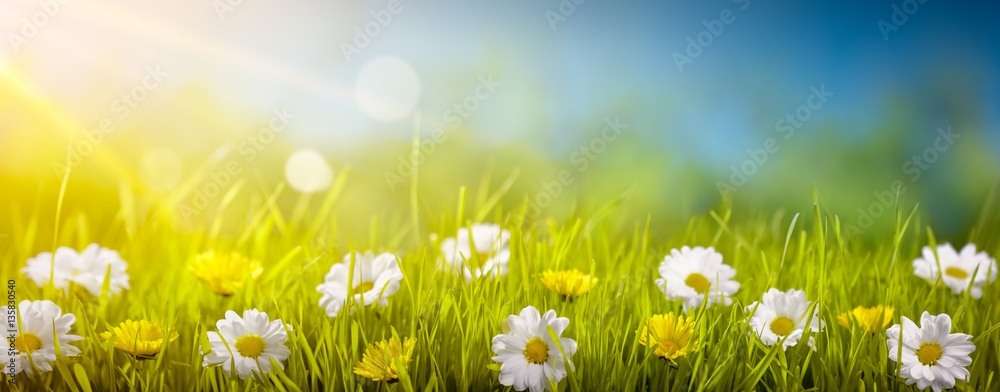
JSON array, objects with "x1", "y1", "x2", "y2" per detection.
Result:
[{"x1": 285, "y1": 150, "x2": 333, "y2": 193}]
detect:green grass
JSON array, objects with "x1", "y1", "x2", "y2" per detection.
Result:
[{"x1": 2, "y1": 168, "x2": 1000, "y2": 392}]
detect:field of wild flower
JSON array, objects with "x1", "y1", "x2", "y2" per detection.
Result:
[
  {"x1": 2, "y1": 160, "x2": 1000, "y2": 392},
  {"x1": 3, "y1": 1, "x2": 1000, "y2": 391}
]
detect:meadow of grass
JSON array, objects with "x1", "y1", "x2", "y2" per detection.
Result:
[{"x1": 2, "y1": 160, "x2": 1000, "y2": 392}]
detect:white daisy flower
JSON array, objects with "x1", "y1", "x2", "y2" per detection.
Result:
[
  {"x1": 0, "y1": 300, "x2": 83, "y2": 376},
  {"x1": 886, "y1": 312, "x2": 975, "y2": 392},
  {"x1": 654, "y1": 246, "x2": 740, "y2": 310},
  {"x1": 491, "y1": 306, "x2": 577, "y2": 392},
  {"x1": 316, "y1": 251, "x2": 404, "y2": 317},
  {"x1": 23, "y1": 244, "x2": 130, "y2": 297},
  {"x1": 440, "y1": 223, "x2": 511, "y2": 282},
  {"x1": 913, "y1": 243, "x2": 997, "y2": 298},
  {"x1": 203, "y1": 309, "x2": 292, "y2": 380},
  {"x1": 745, "y1": 288, "x2": 824, "y2": 351}
]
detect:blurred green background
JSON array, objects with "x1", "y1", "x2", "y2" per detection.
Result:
[{"x1": 1, "y1": 0, "x2": 998, "y2": 247}]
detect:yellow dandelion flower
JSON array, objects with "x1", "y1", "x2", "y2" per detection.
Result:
[
  {"x1": 100, "y1": 320, "x2": 179, "y2": 359},
  {"x1": 540, "y1": 269, "x2": 598, "y2": 300},
  {"x1": 353, "y1": 336, "x2": 416, "y2": 382},
  {"x1": 837, "y1": 305, "x2": 894, "y2": 334},
  {"x1": 637, "y1": 313, "x2": 698, "y2": 364},
  {"x1": 190, "y1": 251, "x2": 263, "y2": 296}
]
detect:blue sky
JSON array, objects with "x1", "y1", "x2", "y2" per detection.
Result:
[{"x1": 307, "y1": 0, "x2": 1000, "y2": 159}]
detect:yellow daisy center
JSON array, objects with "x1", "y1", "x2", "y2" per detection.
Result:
[
  {"x1": 234, "y1": 335, "x2": 265, "y2": 358},
  {"x1": 353, "y1": 281, "x2": 375, "y2": 293},
  {"x1": 944, "y1": 266, "x2": 968, "y2": 279},
  {"x1": 770, "y1": 316, "x2": 796, "y2": 337},
  {"x1": 684, "y1": 273, "x2": 710, "y2": 294},
  {"x1": 915, "y1": 342, "x2": 943, "y2": 366},
  {"x1": 14, "y1": 333, "x2": 42, "y2": 353},
  {"x1": 522, "y1": 337, "x2": 549, "y2": 364}
]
